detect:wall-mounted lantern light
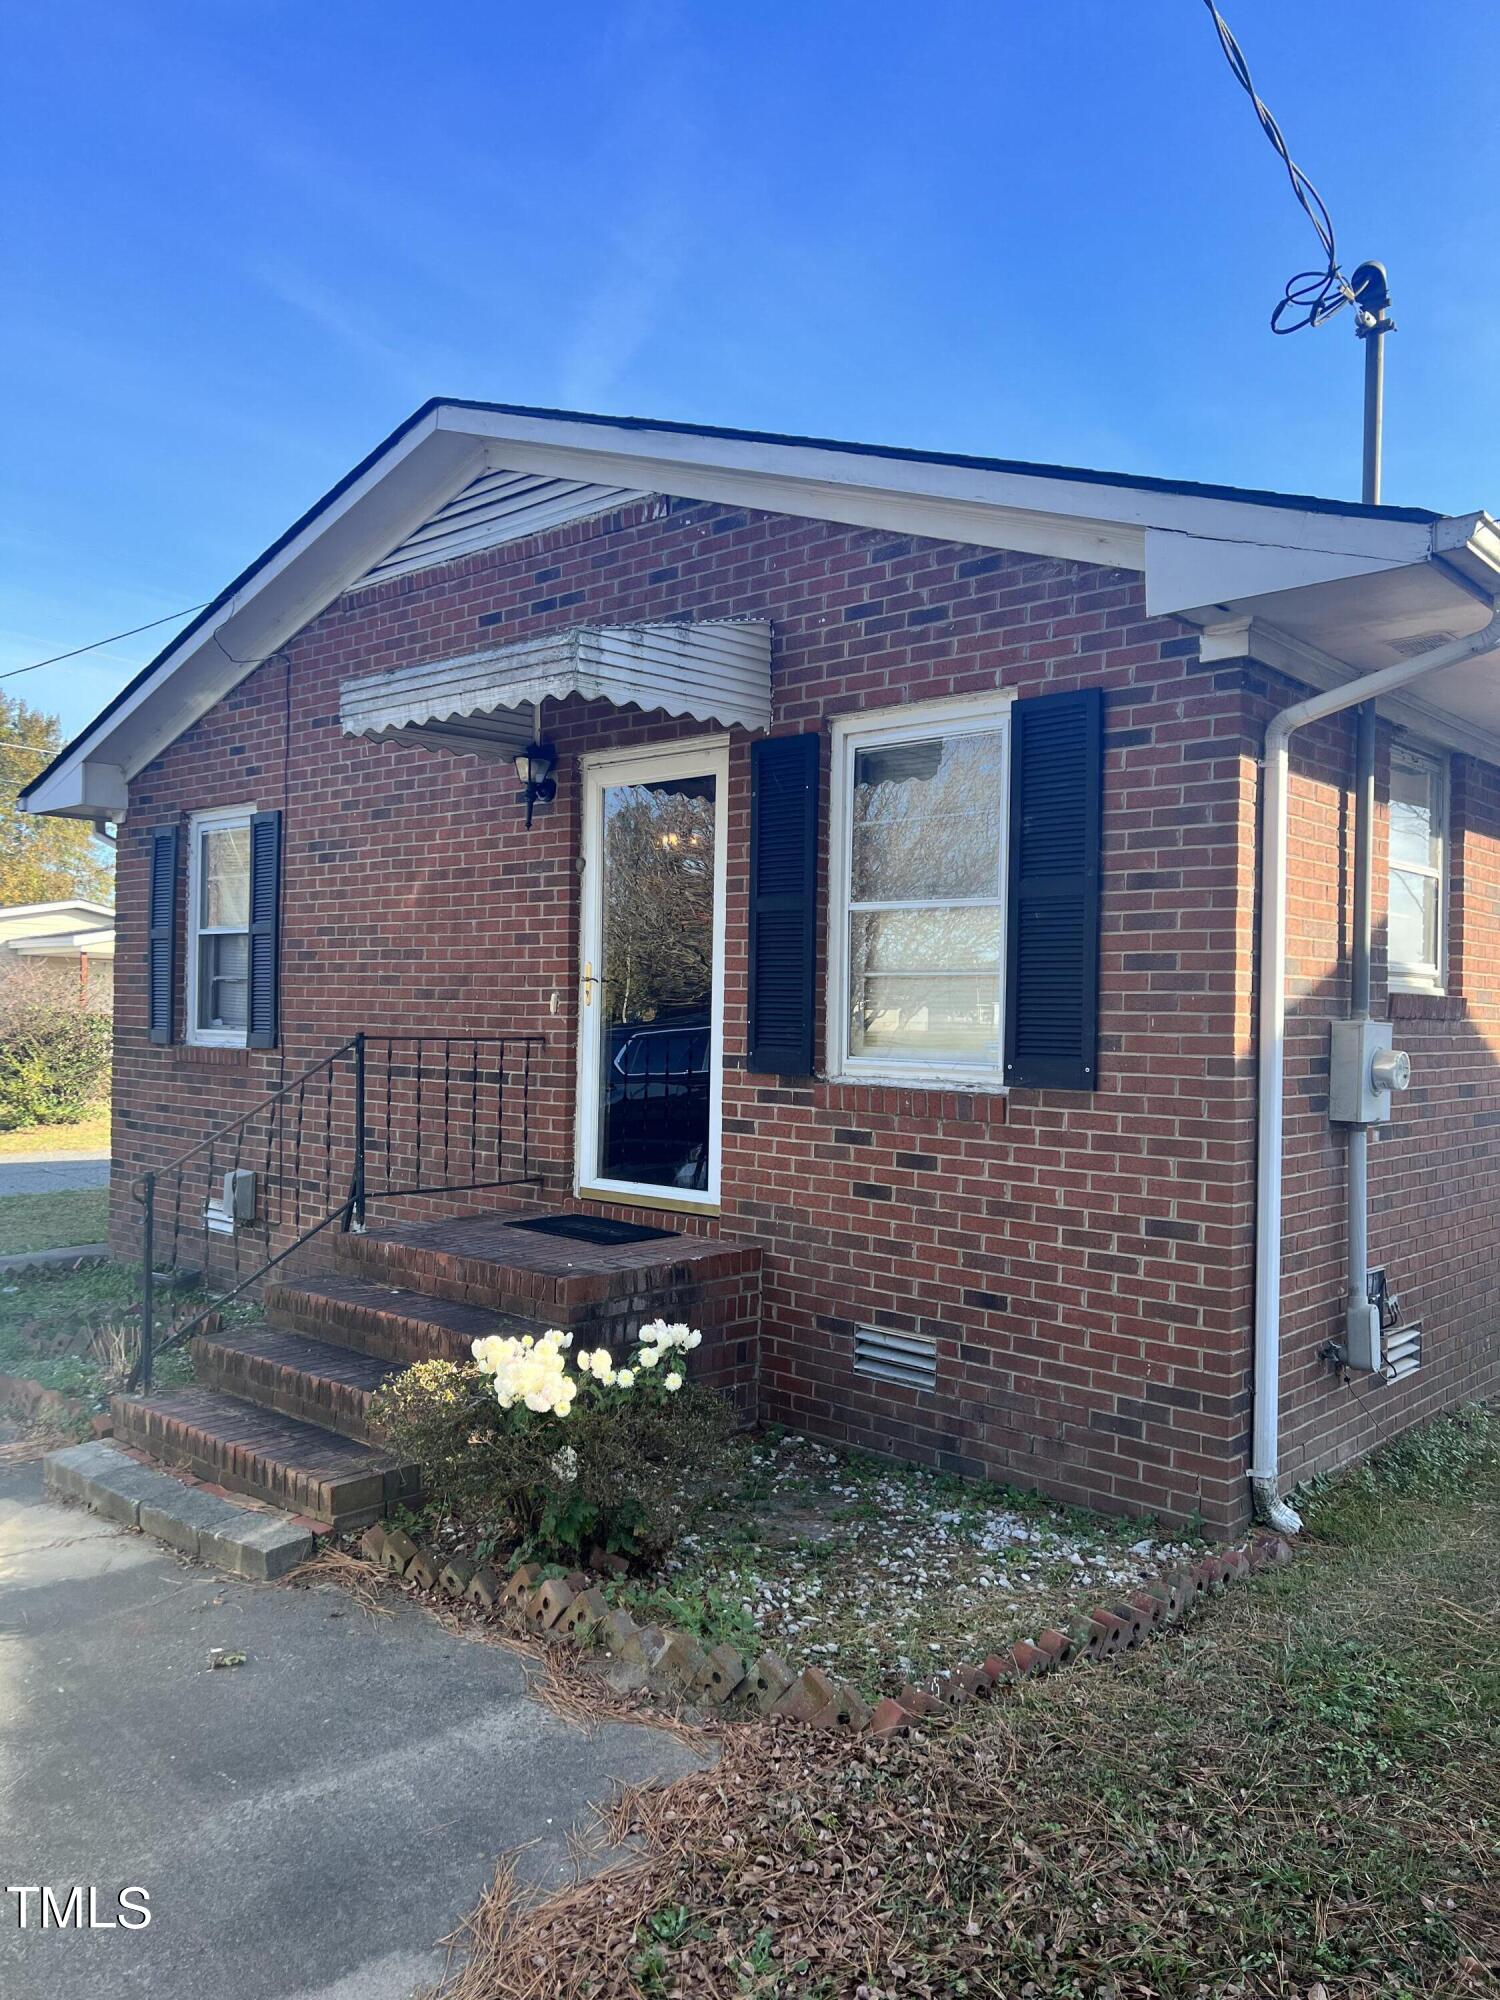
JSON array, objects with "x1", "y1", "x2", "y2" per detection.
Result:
[{"x1": 513, "y1": 742, "x2": 557, "y2": 829}]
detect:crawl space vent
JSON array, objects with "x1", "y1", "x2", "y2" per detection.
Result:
[
  {"x1": 1383, "y1": 1322, "x2": 1422, "y2": 1382},
  {"x1": 853, "y1": 1326, "x2": 938, "y2": 1393}
]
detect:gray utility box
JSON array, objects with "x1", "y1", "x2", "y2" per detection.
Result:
[
  {"x1": 1329, "y1": 1018, "x2": 1412, "y2": 1125},
  {"x1": 203, "y1": 1168, "x2": 257, "y2": 1236}
]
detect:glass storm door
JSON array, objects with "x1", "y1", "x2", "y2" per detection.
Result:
[{"x1": 578, "y1": 741, "x2": 727, "y2": 1206}]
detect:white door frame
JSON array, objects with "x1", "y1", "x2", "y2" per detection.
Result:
[{"x1": 575, "y1": 735, "x2": 729, "y2": 1210}]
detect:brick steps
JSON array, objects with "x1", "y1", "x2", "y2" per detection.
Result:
[
  {"x1": 333, "y1": 1214, "x2": 761, "y2": 1328},
  {"x1": 109, "y1": 1210, "x2": 761, "y2": 1538},
  {"x1": 110, "y1": 1386, "x2": 418, "y2": 1529},
  {"x1": 194, "y1": 1323, "x2": 403, "y2": 1443},
  {"x1": 263, "y1": 1272, "x2": 545, "y2": 1367}
]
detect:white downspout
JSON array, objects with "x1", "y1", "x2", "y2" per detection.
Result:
[{"x1": 1252, "y1": 610, "x2": 1500, "y2": 1531}]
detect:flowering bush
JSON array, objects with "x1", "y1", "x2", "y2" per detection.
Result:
[{"x1": 368, "y1": 1319, "x2": 734, "y2": 1566}]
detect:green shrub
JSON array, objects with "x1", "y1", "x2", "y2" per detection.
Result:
[
  {"x1": 0, "y1": 990, "x2": 111, "y2": 1129},
  {"x1": 368, "y1": 1321, "x2": 741, "y2": 1566}
]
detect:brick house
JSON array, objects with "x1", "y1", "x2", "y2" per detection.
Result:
[{"x1": 23, "y1": 402, "x2": 1500, "y2": 1537}]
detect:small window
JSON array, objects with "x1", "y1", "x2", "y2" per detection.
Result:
[
  {"x1": 187, "y1": 807, "x2": 253, "y2": 1044},
  {"x1": 1387, "y1": 746, "x2": 1448, "y2": 994},
  {"x1": 829, "y1": 697, "x2": 1010, "y2": 1085}
]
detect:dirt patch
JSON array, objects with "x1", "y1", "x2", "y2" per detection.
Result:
[{"x1": 610, "y1": 1431, "x2": 1204, "y2": 1697}]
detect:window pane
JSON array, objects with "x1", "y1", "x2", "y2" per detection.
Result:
[
  {"x1": 1389, "y1": 761, "x2": 1438, "y2": 871},
  {"x1": 851, "y1": 732, "x2": 1003, "y2": 902},
  {"x1": 198, "y1": 933, "x2": 249, "y2": 1031},
  {"x1": 849, "y1": 907, "x2": 1000, "y2": 1063},
  {"x1": 200, "y1": 823, "x2": 251, "y2": 928},
  {"x1": 1389, "y1": 867, "x2": 1437, "y2": 974}
]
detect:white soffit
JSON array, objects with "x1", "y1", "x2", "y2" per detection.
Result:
[
  {"x1": 340, "y1": 621, "x2": 773, "y2": 759},
  {"x1": 355, "y1": 468, "x2": 655, "y2": 585}
]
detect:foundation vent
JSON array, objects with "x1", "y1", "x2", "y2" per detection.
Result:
[
  {"x1": 1383, "y1": 1322, "x2": 1422, "y2": 1382},
  {"x1": 853, "y1": 1326, "x2": 938, "y2": 1394}
]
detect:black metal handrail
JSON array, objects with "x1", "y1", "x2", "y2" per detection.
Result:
[{"x1": 129, "y1": 1032, "x2": 545, "y2": 1391}]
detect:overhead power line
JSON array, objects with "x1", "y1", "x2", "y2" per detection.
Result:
[
  {"x1": 1200, "y1": 0, "x2": 1356, "y2": 334},
  {"x1": 0, "y1": 601, "x2": 211, "y2": 684}
]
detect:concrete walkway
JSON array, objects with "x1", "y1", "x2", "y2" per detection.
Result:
[
  {"x1": 0, "y1": 1466, "x2": 704, "y2": 1999},
  {"x1": 0, "y1": 1154, "x2": 110, "y2": 1195}
]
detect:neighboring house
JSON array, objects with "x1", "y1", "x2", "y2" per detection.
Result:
[
  {"x1": 19, "y1": 402, "x2": 1500, "y2": 1538},
  {"x1": 0, "y1": 899, "x2": 115, "y2": 1007}
]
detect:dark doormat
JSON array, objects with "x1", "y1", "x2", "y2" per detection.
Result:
[{"x1": 511, "y1": 1214, "x2": 677, "y2": 1248}]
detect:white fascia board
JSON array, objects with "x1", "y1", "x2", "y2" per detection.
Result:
[
  {"x1": 14, "y1": 928, "x2": 116, "y2": 956},
  {"x1": 456, "y1": 412, "x2": 1141, "y2": 569},
  {"x1": 23, "y1": 417, "x2": 485, "y2": 818},
  {"x1": 1430, "y1": 511, "x2": 1500, "y2": 595},
  {"x1": 23, "y1": 759, "x2": 129, "y2": 819},
  {"x1": 446, "y1": 406, "x2": 1436, "y2": 575},
  {"x1": 1142, "y1": 520, "x2": 1431, "y2": 622}
]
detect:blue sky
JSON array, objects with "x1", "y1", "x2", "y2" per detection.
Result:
[{"x1": 5, "y1": 0, "x2": 1498, "y2": 739}]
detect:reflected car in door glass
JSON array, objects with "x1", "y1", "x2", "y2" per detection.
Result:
[{"x1": 602, "y1": 1010, "x2": 711, "y2": 1190}]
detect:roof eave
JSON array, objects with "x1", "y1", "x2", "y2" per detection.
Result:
[{"x1": 20, "y1": 400, "x2": 1480, "y2": 819}]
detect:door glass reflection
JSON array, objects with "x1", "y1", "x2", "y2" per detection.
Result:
[{"x1": 598, "y1": 773, "x2": 716, "y2": 1190}]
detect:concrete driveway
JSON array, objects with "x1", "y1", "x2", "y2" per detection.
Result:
[{"x1": 0, "y1": 1465, "x2": 704, "y2": 1999}]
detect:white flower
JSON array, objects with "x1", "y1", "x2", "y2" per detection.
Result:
[
  {"x1": 664, "y1": 1371, "x2": 683, "y2": 1393},
  {"x1": 637, "y1": 1347, "x2": 660, "y2": 1370},
  {"x1": 550, "y1": 1445, "x2": 579, "y2": 1483},
  {"x1": 475, "y1": 1328, "x2": 577, "y2": 1415},
  {"x1": 615, "y1": 1368, "x2": 635, "y2": 1390}
]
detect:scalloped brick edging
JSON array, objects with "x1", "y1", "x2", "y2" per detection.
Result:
[
  {"x1": 352, "y1": 1524, "x2": 1297, "y2": 1738},
  {"x1": 0, "y1": 1369, "x2": 93, "y2": 1428}
]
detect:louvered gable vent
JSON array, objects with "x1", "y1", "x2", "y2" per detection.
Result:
[{"x1": 356, "y1": 469, "x2": 654, "y2": 586}]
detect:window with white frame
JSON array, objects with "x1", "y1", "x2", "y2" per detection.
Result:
[
  {"x1": 1387, "y1": 745, "x2": 1448, "y2": 993},
  {"x1": 830, "y1": 698, "x2": 1010, "y2": 1083},
  {"x1": 187, "y1": 806, "x2": 253, "y2": 1043}
]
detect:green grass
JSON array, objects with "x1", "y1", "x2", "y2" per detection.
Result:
[
  {"x1": 0, "y1": 1187, "x2": 109, "y2": 1254},
  {"x1": 0, "y1": 1108, "x2": 110, "y2": 1157},
  {"x1": 449, "y1": 1405, "x2": 1500, "y2": 2000},
  {"x1": 0, "y1": 1262, "x2": 197, "y2": 1406}
]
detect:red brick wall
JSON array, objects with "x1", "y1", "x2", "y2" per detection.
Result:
[
  {"x1": 1256, "y1": 671, "x2": 1500, "y2": 1485},
  {"x1": 114, "y1": 492, "x2": 1267, "y2": 1532}
]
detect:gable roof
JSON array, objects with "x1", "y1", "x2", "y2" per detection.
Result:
[{"x1": 20, "y1": 399, "x2": 1500, "y2": 817}]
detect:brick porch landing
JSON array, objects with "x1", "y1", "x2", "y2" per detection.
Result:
[
  {"x1": 336, "y1": 1209, "x2": 762, "y2": 1321},
  {"x1": 110, "y1": 1210, "x2": 762, "y2": 1529}
]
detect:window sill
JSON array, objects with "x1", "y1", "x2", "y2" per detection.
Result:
[
  {"x1": 173, "y1": 1044, "x2": 252, "y2": 1066},
  {"x1": 823, "y1": 1068, "x2": 1008, "y2": 1096},
  {"x1": 1387, "y1": 991, "x2": 1467, "y2": 1023},
  {"x1": 576, "y1": 1184, "x2": 720, "y2": 1218}
]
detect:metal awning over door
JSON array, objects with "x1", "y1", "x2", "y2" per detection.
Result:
[{"x1": 339, "y1": 621, "x2": 772, "y2": 759}]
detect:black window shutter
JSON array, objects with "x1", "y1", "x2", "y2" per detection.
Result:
[
  {"x1": 748, "y1": 733, "x2": 820, "y2": 1075},
  {"x1": 1004, "y1": 688, "x2": 1103, "y2": 1090},
  {"x1": 247, "y1": 810, "x2": 283, "y2": 1050},
  {"x1": 147, "y1": 824, "x2": 178, "y2": 1046}
]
